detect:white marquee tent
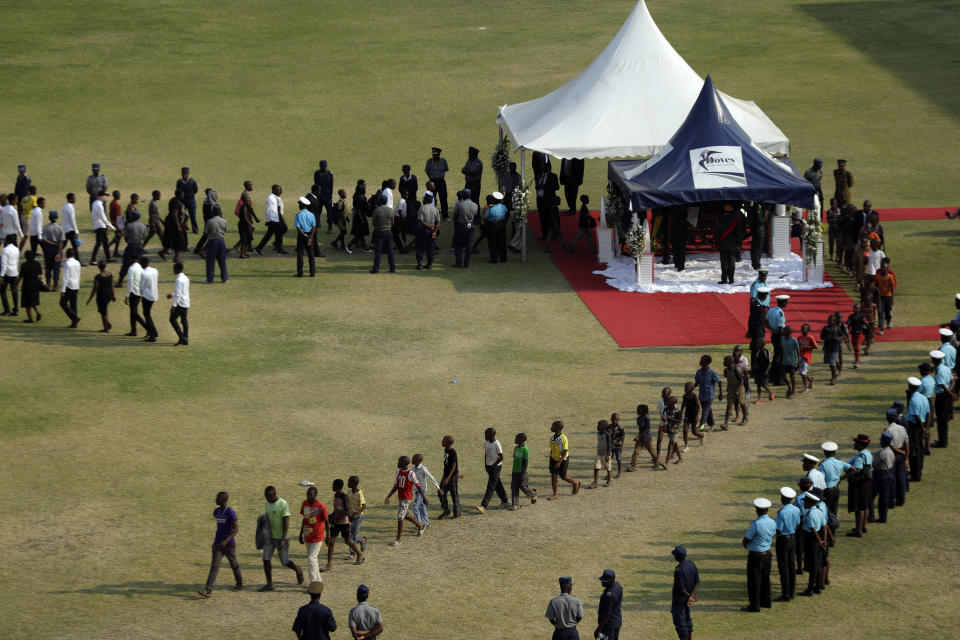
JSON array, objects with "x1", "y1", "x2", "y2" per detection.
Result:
[{"x1": 495, "y1": 0, "x2": 791, "y2": 160}]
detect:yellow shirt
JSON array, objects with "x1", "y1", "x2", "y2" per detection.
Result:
[
  {"x1": 549, "y1": 433, "x2": 569, "y2": 461},
  {"x1": 21, "y1": 195, "x2": 37, "y2": 213},
  {"x1": 347, "y1": 488, "x2": 365, "y2": 515}
]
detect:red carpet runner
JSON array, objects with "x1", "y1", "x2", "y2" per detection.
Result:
[{"x1": 530, "y1": 210, "x2": 941, "y2": 347}]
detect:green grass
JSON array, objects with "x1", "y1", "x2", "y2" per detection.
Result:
[{"x1": 1, "y1": 1, "x2": 959, "y2": 638}]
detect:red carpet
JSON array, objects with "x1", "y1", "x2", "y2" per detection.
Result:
[
  {"x1": 876, "y1": 207, "x2": 953, "y2": 221},
  {"x1": 531, "y1": 212, "x2": 940, "y2": 347}
]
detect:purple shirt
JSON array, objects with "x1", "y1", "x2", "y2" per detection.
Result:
[{"x1": 213, "y1": 506, "x2": 237, "y2": 546}]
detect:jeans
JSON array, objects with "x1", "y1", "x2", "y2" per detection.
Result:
[
  {"x1": 205, "y1": 237, "x2": 228, "y2": 282},
  {"x1": 415, "y1": 227, "x2": 435, "y2": 265},
  {"x1": 204, "y1": 542, "x2": 242, "y2": 589},
  {"x1": 874, "y1": 468, "x2": 894, "y2": 521},
  {"x1": 349, "y1": 515, "x2": 364, "y2": 546},
  {"x1": 371, "y1": 229, "x2": 395, "y2": 272},
  {"x1": 877, "y1": 295, "x2": 893, "y2": 329},
  {"x1": 510, "y1": 471, "x2": 536, "y2": 506},
  {"x1": 413, "y1": 492, "x2": 429, "y2": 526},
  {"x1": 439, "y1": 480, "x2": 460, "y2": 516},
  {"x1": 480, "y1": 464, "x2": 507, "y2": 507},
  {"x1": 698, "y1": 399, "x2": 714, "y2": 427}
]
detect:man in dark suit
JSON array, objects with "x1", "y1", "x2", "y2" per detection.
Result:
[
  {"x1": 559, "y1": 158, "x2": 585, "y2": 215},
  {"x1": 313, "y1": 160, "x2": 334, "y2": 232},
  {"x1": 462, "y1": 146, "x2": 483, "y2": 208},
  {"x1": 531, "y1": 151, "x2": 549, "y2": 182},
  {"x1": 535, "y1": 163, "x2": 560, "y2": 241},
  {"x1": 176, "y1": 167, "x2": 200, "y2": 234},
  {"x1": 305, "y1": 185, "x2": 325, "y2": 258}
]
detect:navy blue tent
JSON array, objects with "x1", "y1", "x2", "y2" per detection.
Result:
[{"x1": 608, "y1": 76, "x2": 816, "y2": 210}]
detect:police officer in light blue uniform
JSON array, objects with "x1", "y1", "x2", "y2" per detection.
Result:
[
  {"x1": 931, "y1": 350, "x2": 953, "y2": 449},
  {"x1": 766, "y1": 295, "x2": 788, "y2": 384},
  {"x1": 938, "y1": 328, "x2": 957, "y2": 370},
  {"x1": 818, "y1": 441, "x2": 850, "y2": 515},
  {"x1": 749, "y1": 269, "x2": 770, "y2": 307},
  {"x1": 774, "y1": 487, "x2": 801, "y2": 601},
  {"x1": 906, "y1": 376, "x2": 930, "y2": 481},
  {"x1": 741, "y1": 497, "x2": 776, "y2": 612},
  {"x1": 798, "y1": 492, "x2": 826, "y2": 596},
  {"x1": 793, "y1": 477, "x2": 814, "y2": 575}
]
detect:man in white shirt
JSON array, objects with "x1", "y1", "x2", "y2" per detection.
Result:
[
  {"x1": 255, "y1": 184, "x2": 287, "y2": 255},
  {"x1": 124, "y1": 259, "x2": 147, "y2": 336},
  {"x1": 0, "y1": 237, "x2": 20, "y2": 315},
  {"x1": 60, "y1": 193, "x2": 80, "y2": 257},
  {"x1": 476, "y1": 427, "x2": 508, "y2": 513},
  {"x1": 90, "y1": 191, "x2": 116, "y2": 264},
  {"x1": 59, "y1": 248, "x2": 82, "y2": 328},
  {"x1": 139, "y1": 256, "x2": 159, "y2": 342},
  {"x1": 1, "y1": 194, "x2": 24, "y2": 243},
  {"x1": 382, "y1": 179, "x2": 395, "y2": 209},
  {"x1": 167, "y1": 261, "x2": 190, "y2": 345},
  {"x1": 27, "y1": 197, "x2": 46, "y2": 254}
]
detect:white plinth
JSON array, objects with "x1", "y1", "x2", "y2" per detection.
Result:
[
  {"x1": 597, "y1": 228, "x2": 615, "y2": 264},
  {"x1": 637, "y1": 253, "x2": 654, "y2": 285},
  {"x1": 770, "y1": 216, "x2": 791, "y2": 260},
  {"x1": 805, "y1": 241, "x2": 825, "y2": 283}
]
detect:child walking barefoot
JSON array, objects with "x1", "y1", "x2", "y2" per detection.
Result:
[
  {"x1": 627, "y1": 404, "x2": 661, "y2": 471},
  {"x1": 384, "y1": 456, "x2": 426, "y2": 546},
  {"x1": 797, "y1": 323, "x2": 818, "y2": 391}
]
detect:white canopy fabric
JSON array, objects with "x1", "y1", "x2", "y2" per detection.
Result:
[{"x1": 496, "y1": 0, "x2": 790, "y2": 159}]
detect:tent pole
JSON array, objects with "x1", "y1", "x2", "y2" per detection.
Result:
[
  {"x1": 497, "y1": 127, "x2": 504, "y2": 192},
  {"x1": 521, "y1": 148, "x2": 527, "y2": 263}
]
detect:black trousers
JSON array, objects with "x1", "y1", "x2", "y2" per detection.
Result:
[
  {"x1": 751, "y1": 235, "x2": 765, "y2": 270},
  {"x1": 746, "y1": 550, "x2": 772, "y2": 610},
  {"x1": 466, "y1": 182, "x2": 481, "y2": 208},
  {"x1": 775, "y1": 535, "x2": 796, "y2": 598},
  {"x1": 60, "y1": 288, "x2": 79, "y2": 324},
  {"x1": 142, "y1": 299, "x2": 158, "y2": 338},
  {"x1": 480, "y1": 464, "x2": 507, "y2": 507},
  {"x1": 64, "y1": 231, "x2": 79, "y2": 262},
  {"x1": 794, "y1": 529, "x2": 805, "y2": 575},
  {"x1": 438, "y1": 480, "x2": 460, "y2": 516},
  {"x1": 205, "y1": 238, "x2": 228, "y2": 282},
  {"x1": 169, "y1": 305, "x2": 188, "y2": 342},
  {"x1": 823, "y1": 485, "x2": 840, "y2": 515},
  {"x1": 204, "y1": 542, "x2": 242, "y2": 590},
  {"x1": 128, "y1": 293, "x2": 146, "y2": 334},
  {"x1": 720, "y1": 249, "x2": 737, "y2": 283},
  {"x1": 296, "y1": 234, "x2": 315, "y2": 276},
  {"x1": 487, "y1": 221, "x2": 507, "y2": 263},
  {"x1": 510, "y1": 471, "x2": 535, "y2": 506},
  {"x1": 893, "y1": 452, "x2": 908, "y2": 505},
  {"x1": 320, "y1": 198, "x2": 333, "y2": 231},
  {"x1": 42, "y1": 244, "x2": 61, "y2": 285},
  {"x1": 1, "y1": 275, "x2": 18, "y2": 313},
  {"x1": 874, "y1": 468, "x2": 894, "y2": 521},
  {"x1": 453, "y1": 223, "x2": 473, "y2": 267},
  {"x1": 91, "y1": 227, "x2": 111, "y2": 261},
  {"x1": 672, "y1": 231, "x2": 687, "y2": 271},
  {"x1": 371, "y1": 229, "x2": 395, "y2": 272},
  {"x1": 257, "y1": 220, "x2": 285, "y2": 252},
  {"x1": 184, "y1": 199, "x2": 198, "y2": 233},
  {"x1": 563, "y1": 182, "x2": 579, "y2": 212},
  {"x1": 434, "y1": 177, "x2": 448, "y2": 218},
  {"x1": 118, "y1": 242, "x2": 143, "y2": 284},
  {"x1": 907, "y1": 419, "x2": 925, "y2": 481},
  {"x1": 415, "y1": 227, "x2": 435, "y2": 265},
  {"x1": 935, "y1": 392, "x2": 951, "y2": 446},
  {"x1": 769, "y1": 328, "x2": 783, "y2": 384}
]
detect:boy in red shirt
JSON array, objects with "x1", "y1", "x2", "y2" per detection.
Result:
[
  {"x1": 298, "y1": 486, "x2": 328, "y2": 584},
  {"x1": 384, "y1": 455, "x2": 426, "y2": 546},
  {"x1": 797, "y1": 323, "x2": 818, "y2": 391}
]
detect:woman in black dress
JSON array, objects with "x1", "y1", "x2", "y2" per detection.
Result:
[
  {"x1": 18, "y1": 250, "x2": 43, "y2": 322},
  {"x1": 347, "y1": 180, "x2": 369, "y2": 251},
  {"x1": 160, "y1": 190, "x2": 188, "y2": 262},
  {"x1": 86, "y1": 260, "x2": 115, "y2": 332}
]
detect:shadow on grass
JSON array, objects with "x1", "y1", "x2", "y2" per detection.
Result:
[
  {"x1": 50, "y1": 581, "x2": 199, "y2": 600},
  {"x1": 0, "y1": 318, "x2": 160, "y2": 348}
]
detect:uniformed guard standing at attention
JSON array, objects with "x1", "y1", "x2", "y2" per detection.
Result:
[
  {"x1": 797, "y1": 491, "x2": 826, "y2": 596},
  {"x1": 747, "y1": 203, "x2": 770, "y2": 271},
  {"x1": 670, "y1": 546, "x2": 699, "y2": 640},
  {"x1": 930, "y1": 349, "x2": 953, "y2": 448},
  {"x1": 14, "y1": 164, "x2": 31, "y2": 216},
  {"x1": 545, "y1": 576, "x2": 584, "y2": 640},
  {"x1": 85, "y1": 163, "x2": 108, "y2": 211},
  {"x1": 425, "y1": 147, "x2": 449, "y2": 220},
  {"x1": 740, "y1": 497, "x2": 776, "y2": 612},
  {"x1": 176, "y1": 167, "x2": 200, "y2": 234},
  {"x1": 461, "y1": 146, "x2": 483, "y2": 208},
  {"x1": 452, "y1": 190, "x2": 477, "y2": 268},
  {"x1": 818, "y1": 441, "x2": 850, "y2": 515},
  {"x1": 766, "y1": 295, "x2": 789, "y2": 385},
  {"x1": 774, "y1": 487, "x2": 800, "y2": 602},
  {"x1": 905, "y1": 376, "x2": 930, "y2": 481},
  {"x1": 833, "y1": 159, "x2": 853, "y2": 207},
  {"x1": 716, "y1": 203, "x2": 740, "y2": 284}
]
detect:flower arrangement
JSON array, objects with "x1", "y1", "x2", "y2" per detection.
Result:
[
  {"x1": 511, "y1": 180, "x2": 532, "y2": 225},
  {"x1": 802, "y1": 208, "x2": 824, "y2": 265},
  {"x1": 625, "y1": 217, "x2": 647, "y2": 270},
  {"x1": 605, "y1": 183, "x2": 626, "y2": 228},
  {"x1": 491, "y1": 137, "x2": 511, "y2": 190}
]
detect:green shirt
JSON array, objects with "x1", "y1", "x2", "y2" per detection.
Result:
[
  {"x1": 512, "y1": 445, "x2": 529, "y2": 473},
  {"x1": 265, "y1": 497, "x2": 290, "y2": 539}
]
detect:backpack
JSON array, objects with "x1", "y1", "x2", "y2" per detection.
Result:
[
  {"x1": 859, "y1": 452, "x2": 873, "y2": 481},
  {"x1": 255, "y1": 514, "x2": 269, "y2": 550},
  {"x1": 827, "y1": 510, "x2": 840, "y2": 532}
]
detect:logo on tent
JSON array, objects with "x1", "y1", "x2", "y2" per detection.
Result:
[{"x1": 689, "y1": 146, "x2": 746, "y2": 188}]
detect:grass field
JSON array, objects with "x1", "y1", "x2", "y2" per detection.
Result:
[{"x1": 2, "y1": 1, "x2": 959, "y2": 639}]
